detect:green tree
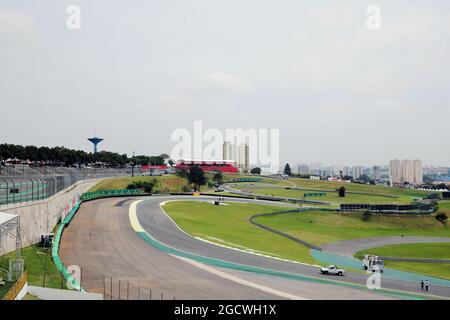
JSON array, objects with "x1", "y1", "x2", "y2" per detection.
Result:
[
  {"x1": 435, "y1": 212, "x2": 448, "y2": 224},
  {"x1": 188, "y1": 165, "x2": 206, "y2": 191},
  {"x1": 212, "y1": 170, "x2": 223, "y2": 184},
  {"x1": 361, "y1": 210, "x2": 373, "y2": 222},
  {"x1": 127, "y1": 181, "x2": 155, "y2": 193},
  {"x1": 338, "y1": 186, "x2": 346, "y2": 197},
  {"x1": 283, "y1": 163, "x2": 292, "y2": 176}
]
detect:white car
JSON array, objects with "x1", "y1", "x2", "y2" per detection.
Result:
[{"x1": 320, "y1": 265, "x2": 345, "y2": 276}]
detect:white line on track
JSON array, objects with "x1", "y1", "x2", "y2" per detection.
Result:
[
  {"x1": 158, "y1": 199, "x2": 322, "y2": 268},
  {"x1": 170, "y1": 254, "x2": 307, "y2": 300}
]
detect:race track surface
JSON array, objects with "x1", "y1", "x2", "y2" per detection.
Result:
[{"x1": 60, "y1": 196, "x2": 450, "y2": 299}]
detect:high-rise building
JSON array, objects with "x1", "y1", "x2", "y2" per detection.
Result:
[
  {"x1": 223, "y1": 141, "x2": 249, "y2": 172},
  {"x1": 389, "y1": 159, "x2": 422, "y2": 185},
  {"x1": 389, "y1": 159, "x2": 402, "y2": 184},
  {"x1": 352, "y1": 166, "x2": 364, "y2": 179},
  {"x1": 372, "y1": 166, "x2": 380, "y2": 180},
  {"x1": 297, "y1": 164, "x2": 309, "y2": 174},
  {"x1": 343, "y1": 167, "x2": 352, "y2": 177},
  {"x1": 412, "y1": 159, "x2": 423, "y2": 184},
  {"x1": 237, "y1": 144, "x2": 249, "y2": 171},
  {"x1": 223, "y1": 141, "x2": 233, "y2": 161}
]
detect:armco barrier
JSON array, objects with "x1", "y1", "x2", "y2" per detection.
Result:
[
  {"x1": 52, "y1": 189, "x2": 144, "y2": 291},
  {"x1": 249, "y1": 209, "x2": 323, "y2": 251},
  {"x1": 80, "y1": 189, "x2": 144, "y2": 201}
]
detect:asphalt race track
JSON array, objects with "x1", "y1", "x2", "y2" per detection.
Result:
[{"x1": 60, "y1": 196, "x2": 450, "y2": 300}]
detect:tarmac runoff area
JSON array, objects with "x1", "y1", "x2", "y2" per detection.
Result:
[{"x1": 60, "y1": 196, "x2": 450, "y2": 300}]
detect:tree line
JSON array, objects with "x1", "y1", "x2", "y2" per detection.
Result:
[{"x1": 0, "y1": 143, "x2": 169, "y2": 168}]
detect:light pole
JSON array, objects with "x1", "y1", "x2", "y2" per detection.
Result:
[{"x1": 131, "y1": 151, "x2": 135, "y2": 177}]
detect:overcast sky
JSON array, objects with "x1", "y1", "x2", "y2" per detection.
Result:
[{"x1": 1, "y1": 1, "x2": 449, "y2": 167}]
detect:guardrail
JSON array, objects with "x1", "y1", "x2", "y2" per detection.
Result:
[
  {"x1": 80, "y1": 189, "x2": 144, "y2": 201},
  {"x1": 2, "y1": 271, "x2": 27, "y2": 300},
  {"x1": 249, "y1": 209, "x2": 323, "y2": 251}
]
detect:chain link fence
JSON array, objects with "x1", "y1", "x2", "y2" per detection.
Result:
[
  {"x1": 37, "y1": 271, "x2": 175, "y2": 300},
  {"x1": 0, "y1": 166, "x2": 135, "y2": 205}
]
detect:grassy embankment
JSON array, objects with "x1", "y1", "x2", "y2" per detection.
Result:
[
  {"x1": 256, "y1": 211, "x2": 449, "y2": 246},
  {"x1": 89, "y1": 175, "x2": 189, "y2": 193},
  {"x1": 0, "y1": 244, "x2": 67, "y2": 291},
  {"x1": 230, "y1": 177, "x2": 431, "y2": 204},
  {"x1": 438, "y1": 200, "x2": 450, "y2": 214}
]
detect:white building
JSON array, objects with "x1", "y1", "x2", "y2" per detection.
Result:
[
  {"x1": 389, "y1": 159, "x2": 423, "y2": 185},
  {"x1": 223, "y1": 141, "x2": 249, "y2": 172},
  {"x1": 352, "y1": 166, "x2": 364, "y2": 179}
]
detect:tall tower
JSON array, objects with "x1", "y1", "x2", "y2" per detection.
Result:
[{"x1": 88, "y1": 137, "x2": 104, "y2": 153}]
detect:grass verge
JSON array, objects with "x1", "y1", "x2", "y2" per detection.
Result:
[
  {"x1": 255, "y1": 211, "x2": 450, "y2": 246},
  {"x1": 240, "y1": 186, "x2": 415, "y2": 204},
  {"x1": 89, "y1": 174, "x2": 188, "y2": 193},
  {"x1": 0, "y1": 244, "x2": 67, "y2": 290}
]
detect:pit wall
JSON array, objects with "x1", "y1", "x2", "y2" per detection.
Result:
[{"x1": 0, "y1": 178, "x2": 103, "y2": 256}]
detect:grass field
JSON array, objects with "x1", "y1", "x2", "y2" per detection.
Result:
[
  {"x1": 89, "y1": 175, "x2": 189, "y2": 193},
  {"x1": 438, "y1": 201, "x2": 450, "y2": 214},
  {"x1": 162, "y1": 201, "x2": 318, "y2": 264},
  {"x1": 0, "y1": 279, "x2": 14, "y2": 299},
  {"x1": 223, "y1": 174, "x2": 292, "y2": 187},
  {"x1": 237, "y1": 186, "x2": 415, "y2": 204},
  {"x1": 354, "y1": 243, "x2": 450, "y2": 280},
  {"x1": 0, "y1": 245, "x2": 67, "y2": 290},
  {"x1": 289, "y1": 178, "x2": 431, "y2": 198},
  {"x1": 255, "y1": 211, "x2": 450, "y2": 246}
]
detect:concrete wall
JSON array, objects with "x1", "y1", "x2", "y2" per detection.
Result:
[{"x1": 0, "y1": 179, "x2": 102, "y2": 256}]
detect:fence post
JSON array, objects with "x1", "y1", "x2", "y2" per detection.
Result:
[
  {"x1": 103, "y1": 275, "x2": 106, "y2": 300},
  {"x1": 127, "y1": 282, "x2": 129, "y2": 300},
  {"x1": 79, "y1": 266, "x2": 82, "y2": 292},
  {"x1": 118, "y1": 280, "x2": 121, "y2": 300},
  {"x1": 110, "y1": 277, "x2": 113, "y2": 300},
  {"x1": 42, "y1": 272, "x2": 46, "y2": 288}
]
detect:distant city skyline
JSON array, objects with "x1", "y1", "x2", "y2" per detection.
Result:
[{"x1": 1, "y1": 1, "x2": 449, "y2": 166}]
